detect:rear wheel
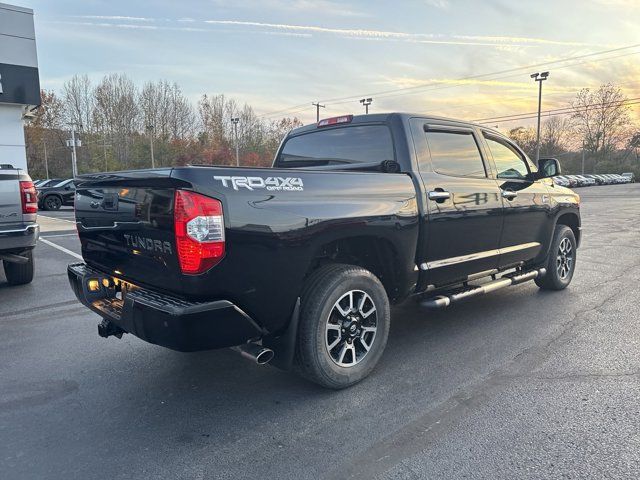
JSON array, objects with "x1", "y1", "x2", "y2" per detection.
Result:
[
  {"x1": 295, "y1": 264, "x2": 390, "y2": 389},
  {"x1": 535, "y1": 225, "x2": 576, "y2": 290},
  {"x1": 3, "y1": 250, "x2": 35, "y2": 285},
  {"x1": 43, "y1": 195, "x2": 62, "y2": 210}
]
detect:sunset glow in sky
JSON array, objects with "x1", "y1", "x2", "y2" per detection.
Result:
[{"x1": 18, "y1": 0, "x2": 640, "y2": 127}]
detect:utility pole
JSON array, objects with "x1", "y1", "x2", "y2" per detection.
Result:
[
  {"x1": 43, "y1": 140, "x2": 49, "y2": 180},
  {"x1": 530, "y1": 71, "x2": 549, "y2": 163},
  {"x1": 146, "y1": 124, "x2": 155, "y2": 168},
  {"x1": 231, "y1": 117, "x2": 240, "y2": 166},
  {"x1": 312, "y1": 102, "x2": 325, "y2": 122},
  {"x1": 360, "y1": 98, "x2": 373, "y2": 114},
  {"x1": 581, "y1": 141, "x2": 585, "y2": 175}
]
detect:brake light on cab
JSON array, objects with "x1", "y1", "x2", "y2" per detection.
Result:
[
  {"x1": 174, "y1": 190, "x2": 225, "y2": 274},
  {"x1": 317, "y1": 115, "x2": 353, "y2": 128},
  {"x1": 20, "y1": 181, "x2": 38, "y2": 214}
]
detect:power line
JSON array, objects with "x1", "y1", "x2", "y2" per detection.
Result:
[
  {"x1": 253, "y1": 43, "x2": 640, "y2": 120},
  {"x1": 473, "y1": 98, "x2": 640, "y2": 124}
]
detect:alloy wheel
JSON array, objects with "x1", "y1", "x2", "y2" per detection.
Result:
[
  {"x1": 325, "y1": 290, "x2": 377, "y2": 367},
  {"x1": 556, "y1": 237, "x2": 574, "y2": 280}
]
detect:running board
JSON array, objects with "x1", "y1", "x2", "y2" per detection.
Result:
[{"x1": 420, "y1": 268, "x2": 546, "y2": 309}]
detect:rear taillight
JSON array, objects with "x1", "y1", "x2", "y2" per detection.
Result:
[
  {"x1": 20, "y1": 181, "x2": 38, "y2": 214},
  {"x1": 174, "y1": 190, "x2": 225, "y2": 274}
]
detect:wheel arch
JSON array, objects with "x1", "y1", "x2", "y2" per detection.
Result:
[
  {"x1": 304, "y1": 235, "x2": 410, "y2": 304},
  {"x1": 555, "y1": 211, "x2": 581, "y2": 247}
]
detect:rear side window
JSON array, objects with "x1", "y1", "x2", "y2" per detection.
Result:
[
  {"x1": 425, "y1": 131, "x2": 486, "y2": 178},
  {"x1": 277, "y1": 125, "x2": 394, "y2": 167},
  {"x1": 485, "y1": 137, "x2": 529, "y2": 180}
]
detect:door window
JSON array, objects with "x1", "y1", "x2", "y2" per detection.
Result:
[
  {"x1": 485, "y1": 137, "x2": 529, "y2": 180},
  {"x1": 424, "y1": 131, "x2": 486, "y2": 178}
]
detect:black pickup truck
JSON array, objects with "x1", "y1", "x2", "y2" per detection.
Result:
[{"x1": 68, "y1": 113, "x2": 580, "y2": 388}]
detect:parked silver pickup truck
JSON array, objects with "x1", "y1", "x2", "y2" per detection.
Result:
[{"x1": 0, "y1": 164, "x2": 39, "y2": 285}]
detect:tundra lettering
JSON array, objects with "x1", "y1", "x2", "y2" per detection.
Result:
[{"x1": 123, "y1": 234, "x2": 172, "y2": 254}]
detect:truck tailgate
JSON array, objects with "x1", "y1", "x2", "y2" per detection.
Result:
[{"x1": 75, "y1": 171, "x2": 186, "y2": 294}]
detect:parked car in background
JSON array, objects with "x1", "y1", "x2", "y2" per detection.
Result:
[
  {"x1": 37, "y1": 178, "x2": 76, "y2": 210},
  {"x1": 584, "y1": 174, "x2": 604, "y2": 185},
  {"x1": 621, "y1": 172, "x2": 635, "y2": 182},
  {"x1": 565, "y1": 175, "x2": 586, "y2": 187},
  {"x1": 575, "y1": 175, "x2": 596, "y2": 186},
  {"x1": 553, "y1": 176, "x2": 570, "y2": 187},
  {"x1": 556, "y1": 175, "x2": 577, "y2": 187},
  {"x1": 0, "y1": 164, "x2": 38, "y2": 285},
  {"x1": 36, "y1": 178, "x2": 64, "y2": 189}
]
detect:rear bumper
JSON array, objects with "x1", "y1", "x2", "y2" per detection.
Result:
[
  {"x1": 67, "y1": 263, "x2": 264, "y2": 352},
  {"x1": 0, "y1": 223, "x2": 39, "y2": 251}
]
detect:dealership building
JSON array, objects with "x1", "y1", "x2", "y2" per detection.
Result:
[{"x1": 0, "y1": 2, "x2": 40, "y2": 171}]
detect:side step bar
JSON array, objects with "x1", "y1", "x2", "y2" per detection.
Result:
[{"x1": 420, "y1": 268, "x2": 546, "y2": 309}]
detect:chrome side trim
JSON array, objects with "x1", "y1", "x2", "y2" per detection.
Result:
[
  {"x1": 422, "y1": 242, "x2": 540, "y2": 270},
  {"x1": 500, "y1": 242, "x2": 540, "y2": 255}
]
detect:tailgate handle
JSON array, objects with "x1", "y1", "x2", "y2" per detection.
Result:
[{"x1": 77, "y1": 221, "x2": 142, "y2": 231}]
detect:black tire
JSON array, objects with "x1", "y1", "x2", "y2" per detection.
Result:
[
  {"x1": 43, "y1": 195, "x2": 62, "y2": 210},
  {"x1": 3, "y1": 251, "x2": 35, "y2": 286},
  {"x1": 535, "y1": 225, "x2": 576, "y2": 290},
  {"x1": 295, "y1": 264, "x2": 390, "y2": 389}
]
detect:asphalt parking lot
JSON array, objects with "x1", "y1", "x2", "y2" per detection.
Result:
[{"x1": 1, "y1": 184, "x2": 639, "y2": 479}]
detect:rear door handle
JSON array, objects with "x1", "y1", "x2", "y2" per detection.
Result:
[
  {"x1": 428, "y1": 190, "x2": 451, "y2": 201},
  {"x1": 501, "y1": 190, "x2": 518, "y2": 200}
]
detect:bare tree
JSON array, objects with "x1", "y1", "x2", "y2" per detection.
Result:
[
  {"x1": 541, "y1": 116, "x2": 574, "y2": 156},
  {"x1": 94, "y1": 74, "x2": 139, "y2": 167},
  {"x1": 507, "y1": 126, "x2": 536, "y2": 157},
  {"x1": 62, "y1": 74, "x2": 94, "y2": 132},
  {"x1": 571, "y1": 83, "x2": 631, "y2": 162}
]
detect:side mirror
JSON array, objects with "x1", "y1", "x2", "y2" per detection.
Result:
[{"x1": 538, "y1": 158, "x2": 561, "y2": 178}]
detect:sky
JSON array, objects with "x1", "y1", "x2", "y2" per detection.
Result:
[{"x1": 14, "y1": 0, "x2": 640, "y2": 127}]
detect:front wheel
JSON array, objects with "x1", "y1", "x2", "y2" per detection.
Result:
[
  {"x1": 295, "y1": 264, "x2": 390, "y2": 389},
  {"x1": 535, "y1": 225, "x2": 576, "y2": 290},
  {"x1": 43, "y1": 195, "x2": 62, "y2": 211}
]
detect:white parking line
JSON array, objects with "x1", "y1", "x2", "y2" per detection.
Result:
[
  {"x1": 41, "y1": 233, "x2": 78, "y2": 238},
  {"x1": 39, "y1": 215, "x2": 75, "y2": 223},
  {"x1": 39, "y1": 238, "x2": 83, "y2": 260}
]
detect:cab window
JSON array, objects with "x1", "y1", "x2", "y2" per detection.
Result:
[
  {"x1": 485, "y1": 136, "x2": 529, "y2": 180},
  {"x1": 425, "y1": 131, "x2": 486, "y2": 178}
]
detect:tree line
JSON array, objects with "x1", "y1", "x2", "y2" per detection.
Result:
[
  {"x1": 25, "y1": 75, "x2": 639, "y2": 179},
  {"x1": 506, "y1": 83, "x2": 639, "y2": 176},
  {"x1": 25, "y1": 73, "x2": 302, "y2": 179}
]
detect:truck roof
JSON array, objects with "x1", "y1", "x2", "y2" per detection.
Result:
[{"x1": 288, "y1": 112, "x2": 499, "y2": 137}]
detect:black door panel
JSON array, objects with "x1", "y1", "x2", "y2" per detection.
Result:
[{"x1": 410, "y1": 119, "x2": 504, "y2": 288}]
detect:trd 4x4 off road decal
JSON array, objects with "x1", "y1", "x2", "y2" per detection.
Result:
[{"x1": 213, "y1": 176, "x2": 304, "y2": 191}]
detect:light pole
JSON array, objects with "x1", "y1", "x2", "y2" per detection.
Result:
[
  {"x1": 312, "y1": 102, "x2": 325, "y2": 122},
  {"x1": 231, "y1": 117, "x2": 240, "y2": 166},
  {"x1": 530, "y1": 71, "x2": 549, "y2": 163},
  {"x1": 146, "y1": 124, "x2": 155, "y2": 168},
  {"x1": 43, "y1": 140, "x2": 49, "y2": 180},
  {"x1": 360, "y1": 98, "x2": 373, "y2": 114},
  {"x1": 66, "y1": 124, "x2": 82, "y2": 177}
]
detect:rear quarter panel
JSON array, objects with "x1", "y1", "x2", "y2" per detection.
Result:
[{"x1": 171, "y1": 166, "x2": 419, "y2": 333}]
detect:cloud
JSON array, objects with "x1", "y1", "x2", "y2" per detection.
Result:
[
  {"x1": 204, "y1": 20, "x2": 591, "y2": 47},
  {"x1": 210, "y1": 0, "x2": 368, "y2": 17},
  {"x1": 74, "y1": 15, "x2": 156, "y2": 22},
  {"x1": 424, "y1": 0, "x2": 450, "y2": 9}
]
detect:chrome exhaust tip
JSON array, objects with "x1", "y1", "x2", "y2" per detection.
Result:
[{"x1": 231, "y1": 343, "x2": 274, "y2": 365}]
